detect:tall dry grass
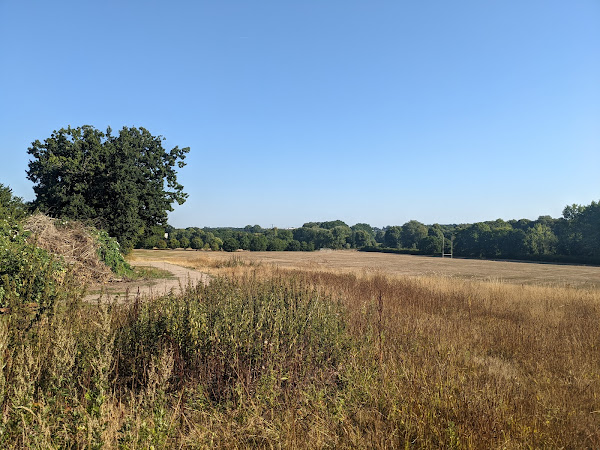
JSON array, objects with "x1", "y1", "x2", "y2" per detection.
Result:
[
  {"x1": 1, "y1": 257, "x2": 598, "y2": 448},
  {"x1": 285, "y1": 269, "x2": 600, "y2": 447}
]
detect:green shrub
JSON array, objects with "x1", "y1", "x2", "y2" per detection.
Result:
[
  {"x1": 91, "y1": 228, "x2": 133, "y2": 277},
  {"x1": 0, "y1": 218, "x2": 65, "y2": 327},
  {"x1": 0, "y1": 184, "x2": 27, "y2": 221}
]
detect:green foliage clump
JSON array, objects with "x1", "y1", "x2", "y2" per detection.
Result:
[
  {"x1": 114, "y1": 276, "x2": 350, "y2": 404},
  {"x1": 190, "y1": 237, "x2": 203, "y2": 250},
  {"x1": 0, "y1": 184, "x2": 27, "y2": 221},
  {"x1": 26, "y1": 125, "x2": 189, "y2": 252},
  {"x1": 222, "y1": 237, "x2": 239, "y2": 252},
  {"x1": 0, "y1": 185, "x2": 70, "y2": 328},
  {"x1": 91, "y1": 228, "x2": 133, "y2": 277},
  {"x1": 0, "y1": 218, "x2": 65, "y2": 327}
]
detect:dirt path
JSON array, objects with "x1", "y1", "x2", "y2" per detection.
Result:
[{"x1": 84, "y1": 261, "x2": 211, "y2": 303}]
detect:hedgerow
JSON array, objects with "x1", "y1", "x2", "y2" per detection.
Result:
[{"x1": 0, "y1": 217, "x2": 65, "y2": 327}]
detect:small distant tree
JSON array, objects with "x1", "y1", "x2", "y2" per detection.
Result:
[
  {"x1": 301, "y1": 241, "x2": 315, "y2": 251},
  {"x1": 293, "y1": 227, "x2": 317, "y2": 244},
  {"x1": 455, "y1": 223, "x2": 491, "y2": 257},
  {"x1": 524, "y1": 223, "x2": 557, "y2": 256},
  {"x1": 244, "y1": 224, "x2": 263, "y2": 233},
  {"x1": 179, "y1": 236, "x2": 190, "y2": 250},
  {"x1": 384, "y1": 226, "x2": 402, "y2": 248},
  {"x1": 320, "y1": 220, "x2": 348, "y2": 230},
  {"x1": 314, "y1": 229, "x2": 334, "y2": 249},
  {"x1": 302, "y1": 222, "x2": 321, "y2": 228},
  {"x1": 222, "y1": 237, "x2": 240, "y2": 252},
  {"x1": 156, "y1": 239, "x2": 167, "y2": 249},
  {"x1": 400, "y1": 220, "x2": 428, "y2": 249},
  {"x1": 331, "y1": 225, "x2": 352, "y2": 249},
  {"x1": 140, "y1": 235, "x2": 160, "y2": 249},
  {"x1": 204, "y1": 231, "x2": 216, "y2": 245},
  {"x1": 419, "y1": 235, "x2": 442, "y2": 254},
  {"x1": 210, "y1": 237, "x2": 223, "y2": 251},
  {"x1": 351, "y1": 223, "x2": 374, "y2": 236},
  {"x1": 168, "y1": 238, "x2": 180, "y2": 249},
  {"x1": 267, "y1": 238, "x2": 287, "y2": 251},
  {"x1": 562, "y1": 201, "x2": 600, "y2": 257},
  {"x1": 190, "y1": 237, "x2": 204, "y2": 250},
  {"x1": 501, "y1": 229, "x2": 527, "y2": 257},
  {"x1": 238, "y1": 234, "x2": 251, "y2": 250},
  {"x1": 276, "y1": 229, "x2": 293, "y2": 241},
  {"x1": 353, "y1": 229, "x2": 375, "y2": 248},
  {"x1": 250, "y1": 234, "x2": 268, "y2": 251}
]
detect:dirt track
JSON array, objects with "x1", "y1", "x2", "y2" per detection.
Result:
[{"x1": 84, "y1": 261, "x2": 210, "y2": 303}]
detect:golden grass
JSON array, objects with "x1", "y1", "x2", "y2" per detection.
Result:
[
  {"x1": 2, "y1": 249, "x2": 598, "y2": 447},
  {"x1": 126, "y1": 249, "x2": 600, "y2": 447},
  {"x1": 129, "y1": 248, "x2": 600, "y2": 289}
]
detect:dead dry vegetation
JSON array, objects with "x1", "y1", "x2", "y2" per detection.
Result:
[
  {"x1": 131, "y1": 250, "x2": 600, "y2": 447},
  {"x1": 1, "y1": 249, "x2": 599, "y2": 448},
  {"x1": 24, "y1": 213, "x2": 113, "y2": 283}
]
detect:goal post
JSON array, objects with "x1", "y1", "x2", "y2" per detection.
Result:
[{"x1": 441, "y1": 235, "x2": 453, "y2": 258}]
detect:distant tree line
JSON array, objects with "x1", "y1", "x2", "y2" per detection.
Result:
[
  {"x1": 448, "y1": 201, "x2": 599, "y2": 263},
  {"x1": 137, "y1": 220, "x2": 380, "y2": 253},
  {"x1": 378, "y1": 201, "x2": 599, "y2": 264},
  {"x1": 144, "y1": 200, "x2": 599, "y2": 265}
]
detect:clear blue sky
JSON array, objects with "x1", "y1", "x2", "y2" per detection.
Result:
[{"x1": 1, "y1": 1, "x2": 598, "y2": 229}]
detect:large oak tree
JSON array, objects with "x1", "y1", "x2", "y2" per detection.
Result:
[{"x1": 27, "y1": 125, "x2": 189, "y2": 252}]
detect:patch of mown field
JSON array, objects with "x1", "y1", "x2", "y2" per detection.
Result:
[{"x1": 1, "y1": 253, "x2": 599, "y2": 447}]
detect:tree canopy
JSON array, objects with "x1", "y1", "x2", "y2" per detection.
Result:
[
  {"x1": 26, "y1": 125, "x2": 189, "y2": 251},
  {"x1": 0, "y1": 183, "x2": 27, "y2": 220}
]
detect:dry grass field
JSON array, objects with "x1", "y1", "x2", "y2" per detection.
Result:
[
  {"x1": 123, "y1": 248, "x2": 600, "y2": 447},
  {"x1": 4, "y1": 248, "x2": 598, "y2": 447},
  {"x1": 130, "y1": 249, "x2": 600, "y2": 289}
]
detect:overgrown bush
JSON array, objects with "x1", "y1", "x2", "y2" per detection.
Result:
[
  {"x1": 91, "y1": 228, "x2": 133, "y2": 277},
  {"x1": 0, "y1": 218, "x2": 65, "y2": 326},
  {"x1": 114, "y1": 276, "x2": 351, "y2": 404}
]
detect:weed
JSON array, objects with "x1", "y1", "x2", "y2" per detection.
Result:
[{"x1": 92, "y1": 228, "x2": 133, "y2": 277}]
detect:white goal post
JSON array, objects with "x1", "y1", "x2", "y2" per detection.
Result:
[{"x1": 441, "y1": 235, "x2": 453, "y2": 258}]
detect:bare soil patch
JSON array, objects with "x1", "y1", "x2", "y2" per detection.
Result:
[{"x1": 130, "y1": 249, "x2": 600, "y2": 289}]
